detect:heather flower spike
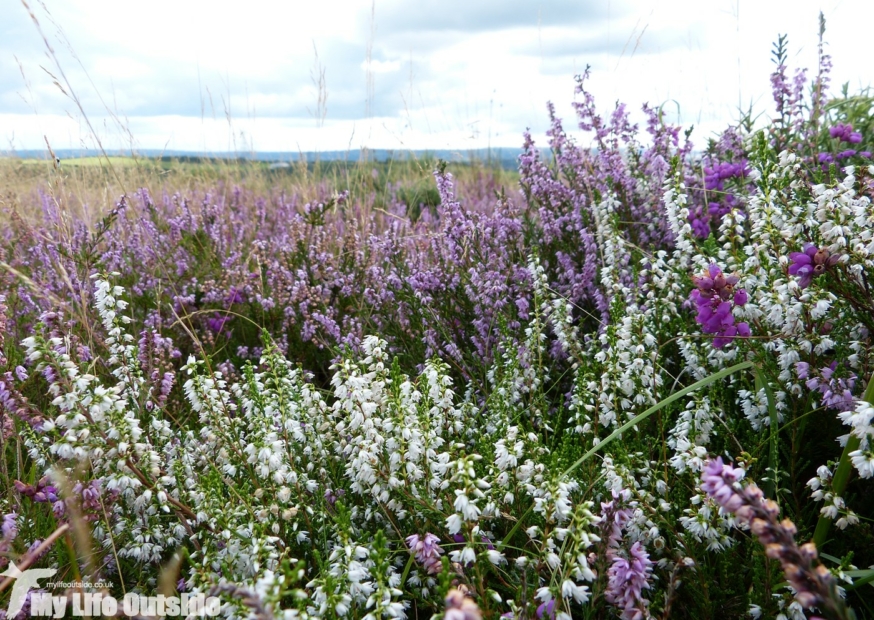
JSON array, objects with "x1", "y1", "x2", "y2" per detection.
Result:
[
  {"x1": 444, "y1": 587, "x2": 482, "y2": 620},
  {"x1": 405, "y1": 533, "x2": 444, "y2": 575},
  {"x1": 702, "y1": 458, "x2": 855, "y2": 620}
]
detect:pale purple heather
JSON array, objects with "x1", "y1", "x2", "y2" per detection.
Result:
[
  {"x1": 405, "y1": 533, "x2": 444, "y2": 575},
  {"x1": 600, "y1": 491, "x2": 653, "y2": 620}
]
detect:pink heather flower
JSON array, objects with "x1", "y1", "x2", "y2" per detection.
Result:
[
  {"x1": 599, "y1": 491, "x2": 652, "y2": 620},
  {"x1": 700, "y1": 457, "x2": 746, "y2": 513},
  {"x1": 605, "y1": 542, "x2": 653, "y2": 620},
  {"x1": 796, "y1": 362, "x2": 810, "y2": 379},
  {"x1": 406, "y1": 532, "x2": 444, "y2": 575},
  {"x1": 1, "y1": 512, "x2": 17, "y2": 540},
  {"x1": 535, "y1": 599, "x2": 556, "y2": 620},
  {"x1": 804, "y1": 362, "x2": 856, "y2": 411}
]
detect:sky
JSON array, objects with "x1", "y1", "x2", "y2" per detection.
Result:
[{"x1": 1, "y1": 0, "x2": 872, "y2": 155}]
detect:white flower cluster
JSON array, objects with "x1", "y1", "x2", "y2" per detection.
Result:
[
  {"x1": 19, "y1": 276, "x2": 621, "y2": 618},
  {"x1": 838, "y1": 400, "x2": 874, "y2": 478}
]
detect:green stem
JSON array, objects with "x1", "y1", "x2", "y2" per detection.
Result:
[
  {"x1": 812, "y1": 370, "x2": 874, "y2": 550},
  {"x1": 755, "y1": 368, "x2": 780, "y2": 498}
]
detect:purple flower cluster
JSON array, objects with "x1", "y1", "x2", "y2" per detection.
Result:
[
  {"x1": 686, "y1": 123, "x2": 751, "y2": 238},
  {"x1": 535, "y1": 599, "x2": 555, "y2": 619},
  {"x1": 689, "y1": 265, "x2": 751, "y2": 348},
  {"x1": 14, "y1": 478, "x2": 63, "y2": 518},
  {"x1": 829, "y1": 123, "x2": 862, "y2": 144},
  {"x1": 788, "y1": 244, "x2": 840, "y2": 289},
  {"x1": 14, "y1": 477, "x2": 116, "y2": 522},
  {"x1": 0, "y1": 512, "x2": 17, "y2": 569},
  {"x1": 702, "y1": 458, "x2": 852, "y2": 618},
  {"x1": 700, "y1": 457, "x2": 747, "y2": 513},
  {"x1": 0, "y1": 295, "x2": 7, "y2": 369},
  {"x1": 817, "y1": 150, "x2": 871, "y2": 165},
  {"x1": 797, "y1": 361, "x2": 856, "y2": 411},
  {"x1": 206, "y1": 312, "x2": 232, "y2": 335},
  {"x1": 323, "y1": 487, "x2": 345, "y2": 509},
  {"x1": 606, "y1": 542, "x2": 653, "y2": 620},
  {"x1": 405, "y1": 533, "x2": 443, "y2": 575},
  {"x1": 704, "y1": 161, "x2": 749, "y2": 193},
  {"x1": 598, "y1": 491, "x2": 653, "y2": 620}
]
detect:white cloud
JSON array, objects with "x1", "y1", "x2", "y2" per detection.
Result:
[{"x1": 1, "y1": 0, "x2": 872, "y2": 153}]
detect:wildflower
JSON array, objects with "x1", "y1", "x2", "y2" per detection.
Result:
[
  {"x1": 535, "y1": 598, "x2": 556, "y2": 620},
  {"x1": 206, "y1": 312, "x2": 231, "y2": 334},
  {"x1": 788, "y1": 244, "x2": 840, "y2": 289},
  {"x1": 849, "y1": 448, "x2": 874, "y2": 478},
  {"x1": 225, "y1": 288, "x2": 245, "y2": 305},
  {"x1": 605, "y1": 542, "x2": 653, "y2": 620},
  {"x1": 805, "y1": 362, "x2": 856, "y2": 411},
  {"x1": 1, "y1": 512, "x2": 17, "y2": 540},
  {"x1": 829, "y1": 123, "x2": 862, "y2": 144},
  {"x1": 689, "y1": 264, "x2": 750, "y2": 348},
  {"x1": 405, "y1": 533, "x2": 444, "y2": 574},
  {"x1": 701, "y1": 458, "x2": 852, "y2": 616}
]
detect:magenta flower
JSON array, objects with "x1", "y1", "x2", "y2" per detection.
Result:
[
  {"x1": 788, "y1": 244, "x2": 840, "y2": 288},
  {"x1": 689, "y1": 265, "x2": 751, "y2": 348}
]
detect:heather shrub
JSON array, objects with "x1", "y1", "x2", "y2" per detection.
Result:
[{"x1": 2, "y1": 28, "x2": 874, "y2": 620}]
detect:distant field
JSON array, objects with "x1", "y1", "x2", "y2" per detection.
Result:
[
  {"x1": 13, "y1": 155, "x2": 140, "y2": 166},
  {"x1": 0, "y1": 152, "x2": 517, "y2": 227}
]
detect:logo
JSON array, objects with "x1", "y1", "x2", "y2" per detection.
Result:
[
  {"x1": 0, "y1": 562, "x2": 58, "y2": 617},
  {"x1": 2, "y1": 563, "x2": 220, "y2": 618}
]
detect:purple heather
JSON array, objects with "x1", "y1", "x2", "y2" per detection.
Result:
[
  {"x1": 535, "y1": 599, "x2": 556, "y2": 620},
  {"x1": 829, "y1": 123, "x2": 862, "y2": 144},
  {"x1": 689, "y1": 264, "x2": 751, "y2": 348},
  {"x1": 605, "y1": 542, "x2": 653, "y2": 620},
  {"x1": 788, "y1": 244, "x2": 840, "y2": 289}
]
